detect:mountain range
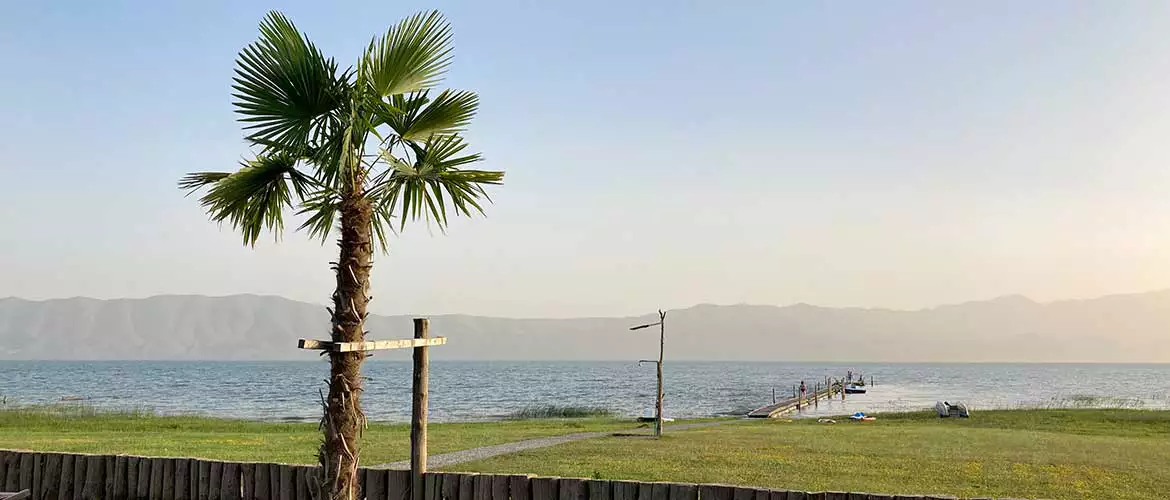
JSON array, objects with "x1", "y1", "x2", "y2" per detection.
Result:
[{"x1": 1, "y1": 292, "x2": 1168, "y2": 361}]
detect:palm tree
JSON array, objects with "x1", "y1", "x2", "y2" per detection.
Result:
[{"x1": 179, "y1": 11, "x2": 502, "y2": 500}]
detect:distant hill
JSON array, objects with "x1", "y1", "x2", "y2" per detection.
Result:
[{"x1": 1, "y1": 292, "x2": 1168, "y2": 361}]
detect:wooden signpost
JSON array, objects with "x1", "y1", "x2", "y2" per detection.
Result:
[{"x1": 298, "y1": 318, "x2": 444, "y2": 500}]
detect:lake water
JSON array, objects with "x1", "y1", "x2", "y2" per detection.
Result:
[{"x1": 1, "y1": 361, "x2": 1168, "y2": 422}]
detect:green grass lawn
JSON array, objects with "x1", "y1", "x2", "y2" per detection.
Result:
[
  {"x1": 4, "y1": 407, "x2": 1167, "y2": 499},
  {"x1": 449, "y1": 409, "x2": 1170, "y2": 500},
  {"x1": 0, "y1": 406, "x2": 644, "y2": 465}
]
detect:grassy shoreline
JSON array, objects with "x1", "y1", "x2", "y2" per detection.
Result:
[
  {"x1": 452, "y1": 409, "x2": 1170, "y2": 500},
  {"x1": 0, "y1": 405, "x2": 722, "y2": 465},
  {"x1": 2, "y1": 407, "x2": 1167, "y2": 499}
]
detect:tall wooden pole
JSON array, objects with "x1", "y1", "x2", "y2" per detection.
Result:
[
  {"x1": 655, "y1": 310, "x2": 665, "y2": 438},
  {"x1": 411, "y1": 318, "x2": 429, "y2": 500}
]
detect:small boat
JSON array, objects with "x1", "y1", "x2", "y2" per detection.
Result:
[
  {"x1": 934, "y1": 401, "x2": 970, "y2": 418},
  {"x1": 637, "y1": 407, "x2": 675, "y2": 423},
  {"x1": 844, "y1": 384, "x2": 867, "y2": 394}
]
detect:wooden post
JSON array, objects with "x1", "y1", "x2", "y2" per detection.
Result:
[
  {"x1": 870, "y1": 375, "x2": 874, "y2": 387},
  {"x1": 411, "y1": 318, "x2": 430, "y2": 500},
  {"x1": 655, "y1": 310, "x2": 665, "y2": 439},
  {"x1": 771, "y1": 387, "x2": 775, "y2": 404}
]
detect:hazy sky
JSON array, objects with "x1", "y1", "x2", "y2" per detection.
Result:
[{"x1": 2, "y1": 1, "x2": 1170, "y2": 318}]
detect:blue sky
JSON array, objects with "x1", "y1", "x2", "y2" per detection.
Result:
[{"x1": 2, "y1": 1, "x2": 1170, "y2": 317}]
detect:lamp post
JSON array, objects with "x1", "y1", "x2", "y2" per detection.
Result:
[{"x1": 631, "y1": 309, "x2": 667, "y2": 438}]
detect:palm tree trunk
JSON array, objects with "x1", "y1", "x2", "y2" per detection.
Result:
[{"x1": 320, "y1": 196, "x2": 373, "y2": 500}]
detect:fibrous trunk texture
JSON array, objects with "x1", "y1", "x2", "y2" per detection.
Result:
[{"x1": 320, "y1": 196, "x2": 373, "y2": 500}]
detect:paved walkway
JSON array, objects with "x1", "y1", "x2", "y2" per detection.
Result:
[{"x1": 373, "y1": 420, "x2": 739, "y2": 470}]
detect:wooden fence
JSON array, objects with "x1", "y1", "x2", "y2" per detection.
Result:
[{"x1": 0, "y1": 450, "x2": 1030, "y2": 500}]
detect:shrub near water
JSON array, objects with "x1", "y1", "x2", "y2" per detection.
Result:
[{"x1": 508, "y1": 406, "x2": 615, "y2": 419}]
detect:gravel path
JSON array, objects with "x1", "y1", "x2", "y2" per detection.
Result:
[{"x1": 373, "y1": 420, "x2": 740, "y2": 470}]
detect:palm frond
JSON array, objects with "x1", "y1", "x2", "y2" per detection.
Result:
[
  {"x1": 178, "y1": 172, "x2": 232, "y2": 195},
  {"x1": 232, "y1": 11, "x2": 349, "y2": 152},
  {"x1": 368, "y1": 135, "x2": 503, "y2": 232},
  {"x1": 381, "y1": 89, "x2": 478, "y2": 141},
  {"x1": 361, "y1": 10, "x2": 453, "y2": 97},
  {"x1": 194, "y1": 154, "x2": 307, "y2": 246},
  {"x1": 296, "y1": 188, "x2": 341, "y2": 244}
]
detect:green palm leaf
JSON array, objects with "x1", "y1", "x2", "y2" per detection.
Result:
[
  {"x1": 361, "y1": 10, "x2": 453, "y2": 97},
  {"x1": 195, "y1": 154, "x2": 308, "y2": 246},
  {"x1": 369, "y1": 135, "x2": 503, "y2": 230},
  {"x1": 232, "y1": 11, "x2": 348, "y2": 152},
  {"x1": 178, "y1": 172, "x2": 232, "y2": 194},
  {"x1": 382, "y1": 89, "x2": 478, "y2": 141}
]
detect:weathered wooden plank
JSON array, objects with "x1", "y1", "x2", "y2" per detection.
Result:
[
  {"x1": 240, "y1": 464, "x2": 254, "y2": 500},
  {"x1": 17, "y1": 453, "x2": 34, "y2": 491},
  {"x1": 558, "y1": 478, "x2": 585, "y2": 500},
  {"x1": 610, "y1": 481, "x2": 637, "y2": 500},
  {"x1": 192, "y1": 459, "x2": 204, "y2": 500},
  {"x1": 196, "y1": 460, "x2": 212, "y2": 500},
  {"x1": 388, "y1": 470, "x2": 412, "y2": 500},
  {"x1": 753, "y1": 489, "x2": 771, "y2": 500},
  {"x1": 220, "y1": 462, "x2": 240, "y2": 500},
  {"x1": 650, "y1": 483, "x2": 669, "y2": 500},
  {"x1": 432, "y1": 473, "x2": 457, "y2": 500},
  {"x1": 0, "y1": 451, "x2": 9, "y2": 492},
  {"x1": 81, "y1": 455, "x2": 104, "y2": 500},
  {"x1": 473, "y1": 475, "x2": 493, "y2": 500},
  {"x1": 147, "y1": 459, "x2": 164, "y2": 500},
  {"x1": 490, "y1": 475, "x2": 510, "y2": 500},
  {"x1": 780, "y1": 492, "x2": 805, "y2": 500},
  {"x1": 110, "y1": 456, "x2": 129, "y2": 500},
  {"x1": 293, "y1": 466, "x2": 310, "y2": 500},
  {"x1": 426, "y1": 473, "x2": 442, "y2": 500},
  {"x1": 298, "y1": 337, "x2": 447, "y2": 352},
  {"x1": 160, "y1": 459, "x2": 176, "y2": 500},
  {"x1": 510, "y1": 475, "x2": 533, "y2": 500},
  {"x1": 175, "y1": 459, "x2": 192, "y2": 500},
  {"x1": 133, "y1": 459, "x2": 150, "y2": 500},
  {"x1": 586, "y1": 480, "x2": 611, "y2": 500},
  {"x1": 124, "y1": 458, "x2": 139, "y2": 500},
  {"x1": 70, "y1": 454, "x2": 86, "y2": 500},
  {"x1": 275, "y1": 465, "x2": 292, "y2": 500},
  {"x1": 458, "y1": 474, "x2": 476, "y2": 500},
  {"x1": 508, "y1": 475, "x2": 532, "y2": 500},
  {"x1": 697, "y1": 485, "x2": 732, "y2": 500},
  {"x1": 528, "y1": 480, "x2": 554, "y2": 500},
  {"x1": 251, "y1": 464, "x2": 270, "y2": 500},
  {"x1": 667, "y1": 484, "x2": 696, "y2": 500},
  {"x1": 732, "y1": 488, "x2": 758, "y2": 500},
  {"x1": 267, "y1": 464, "x2": 280, "y2": 500},
  {"x1": 31, "y1": 452, "x2": 44, "y2": 500},
  {"x1": 41, "y1": 453, "x2": 63, "y2": 500},
  {"x1": 104, "y1": 456, "x2": 116, "y2": 500},
  {"x1": 56, "y1": 453, "x2": 75, "y2": 500},
  {"x1": 363, "y1": 469, "x2": 386, "y2": 500},
  {"x1": 803, "y1": 493, "x2": 824, "y2": 500},
  {"x1": 3, "y1": 452, "x2": 18, "y2": 492},
  {"x1": 207, "y1": 461, "x2": 223, "y2": 500}
]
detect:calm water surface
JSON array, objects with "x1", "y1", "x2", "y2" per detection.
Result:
[{"x1": 1, "y1": 361, "x2": 1167, "y2": 422}]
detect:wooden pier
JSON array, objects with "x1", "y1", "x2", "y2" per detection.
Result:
[{"x1": 747, "y1": 376, "x2": 856, "y2": 418}]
